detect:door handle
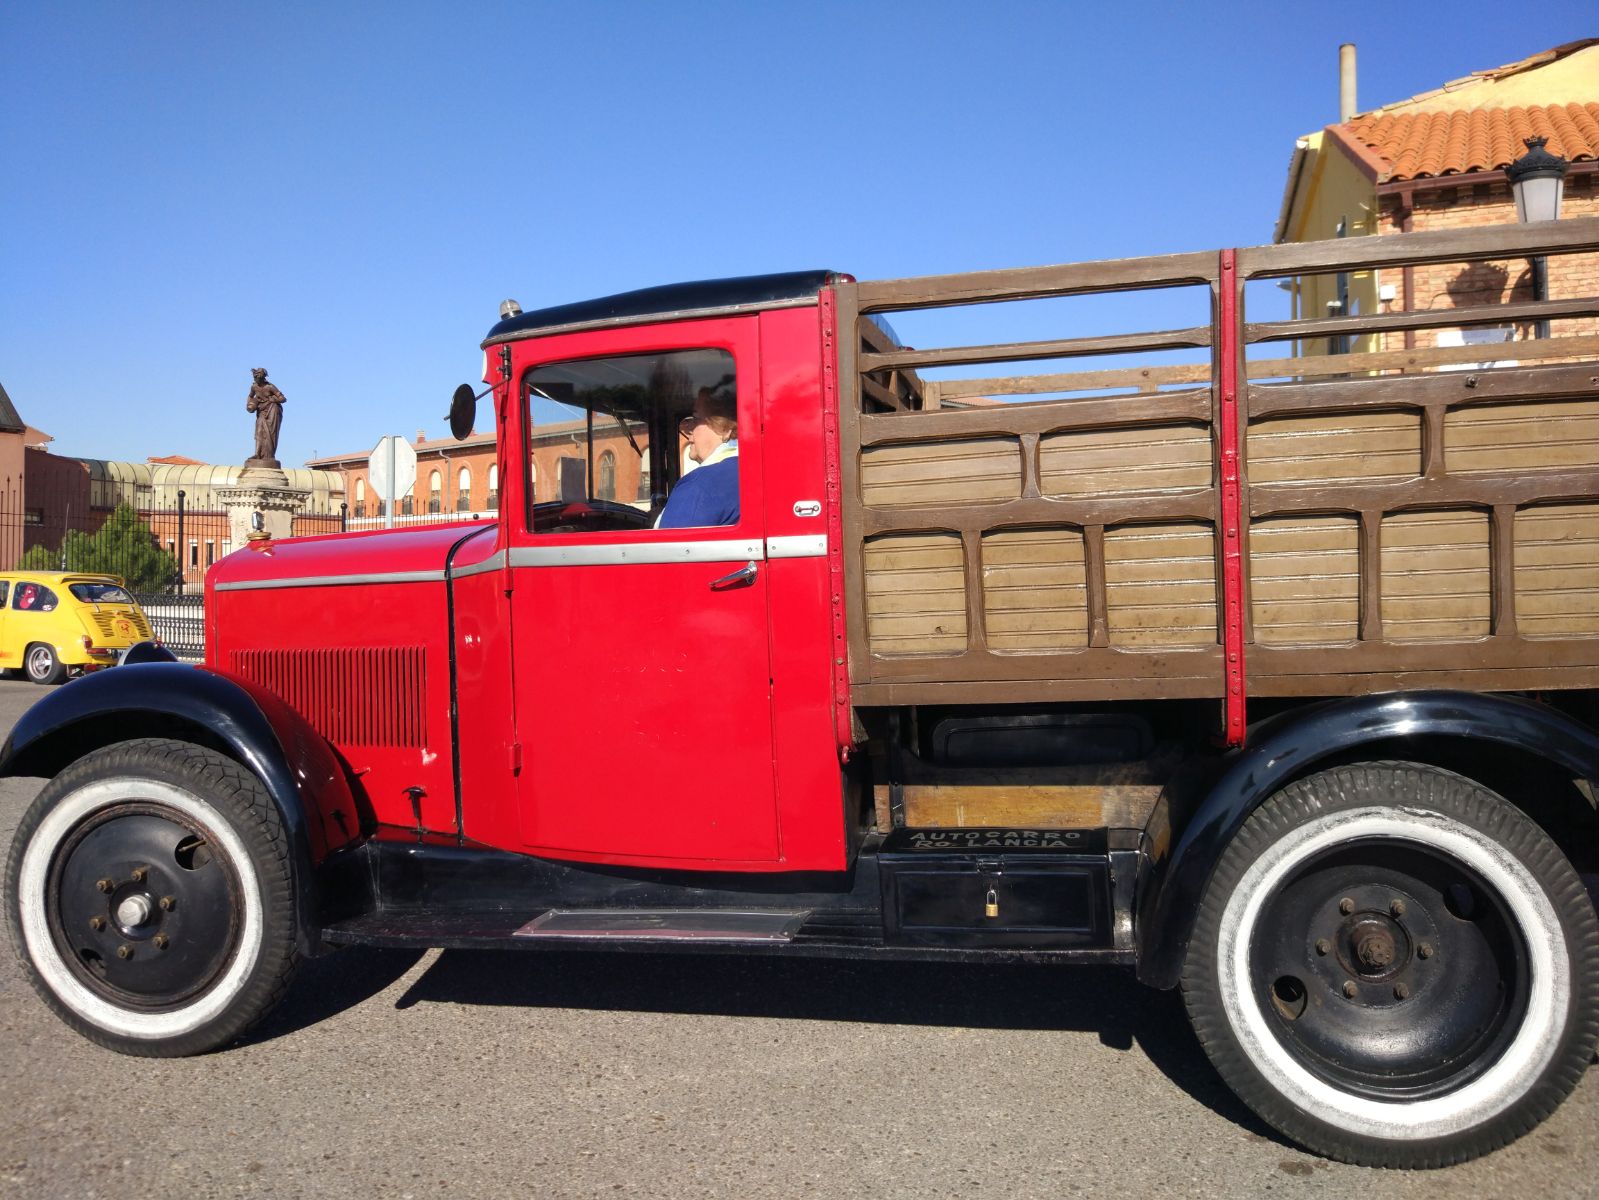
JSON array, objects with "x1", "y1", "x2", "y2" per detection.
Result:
[{"x1": 710, "y1": 561, "x2": 758, "y2": 590}]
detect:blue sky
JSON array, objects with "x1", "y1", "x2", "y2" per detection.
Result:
[{"x1": 2, "y1": 2, "x2": 1593, "y2": 468}]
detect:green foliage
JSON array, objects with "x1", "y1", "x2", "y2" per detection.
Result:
[{"x1": 24, "y1": 504, "x2": 178, "y2": 593}]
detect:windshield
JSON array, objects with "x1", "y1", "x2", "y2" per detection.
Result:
[
  {"x1": 68, "y1": 583, "x2": 134, "y2": 605},
  {"x1": 525, "y1": 347, "x2": 735, "y2": 515}
]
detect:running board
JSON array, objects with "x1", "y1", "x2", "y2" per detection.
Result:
[{"x1": 513, "y1": 908, "x2": 810, "y2": 942}]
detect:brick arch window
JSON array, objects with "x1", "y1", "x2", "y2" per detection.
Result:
[
  {"x1": 487, "y1": 463, "x2": 499, "y2": 509},
  {"x1": 355, "y1": 477, "x2": 366, "y2": 517},
  {"x1": 457, "y1": 465, "x2": 472, "y2": 512},
  {"x1": 597, "y1": 451, "x2": 616, "y2": 501},
  {"x1": 428, "y1": 470, "x2": 442, "y2": 514}
]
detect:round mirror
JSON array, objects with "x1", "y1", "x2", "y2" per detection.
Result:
[{"x1": 449, "y1": 383, "x2": 477, "y2": 440}]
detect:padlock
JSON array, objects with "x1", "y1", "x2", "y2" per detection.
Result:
[{"x1": 985, "y1": 887, "x2": 999, "y2": 918}]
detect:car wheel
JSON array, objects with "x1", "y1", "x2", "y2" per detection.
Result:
[
  {"x1": 4, "y1": 738, "x2": 300, "y2": 1056},
  {"x1": 24, "y1": 643, "x2": 65, "y2": 685},
  {"x1": 1181, "y1": 762, "x2": 1599, "y2": 1167}
]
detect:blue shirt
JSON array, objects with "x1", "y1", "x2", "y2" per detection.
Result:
[{"x1": 657, "y1": 456, "x2": 739, "y2": 528}]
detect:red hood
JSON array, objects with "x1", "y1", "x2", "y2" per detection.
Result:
[{"x1": 207, "y1": 521, "x2": 496, "y2": 590}]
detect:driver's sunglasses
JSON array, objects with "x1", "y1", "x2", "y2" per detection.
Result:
[{"x1": 679, "y1": 414, "x2": 707, "y2": 435}]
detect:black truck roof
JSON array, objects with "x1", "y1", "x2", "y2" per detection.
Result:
[{"x1": 483, "y1": 270, "x2": 840, "y2": 344}]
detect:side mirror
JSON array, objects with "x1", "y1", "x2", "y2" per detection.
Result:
[{"x1": 448, "y1": 383, "x2": 477, "y2": 440}]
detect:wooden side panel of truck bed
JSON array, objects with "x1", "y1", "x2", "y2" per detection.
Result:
[{"x1": 838, "y1": 218, "x2": 1599, "y2": 707}]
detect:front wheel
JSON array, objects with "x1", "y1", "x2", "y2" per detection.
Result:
[
  {"x1": 4, "y1": 738, "x2": 300, "y2": 1056},
  {"x1": 1182, "y1": 762, "x2": 1599, "y2": 1167}
]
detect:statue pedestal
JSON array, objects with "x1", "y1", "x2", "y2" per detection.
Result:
[{"x1": 217, "y1": 466, "x2": 311, "y2": 554}]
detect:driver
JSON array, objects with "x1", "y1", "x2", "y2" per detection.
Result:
[{"x1": 657, "y1": 388, "x2": 738, "y2": 529}]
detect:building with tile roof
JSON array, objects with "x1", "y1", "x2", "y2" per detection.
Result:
[
  {"x1": 308, "y1": 417, "x2": 656, "y2": 530},
  {"x1": 1276, "y1": 41, "x2": 1599, "y2": 358}
]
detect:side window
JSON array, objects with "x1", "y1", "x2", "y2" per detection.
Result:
[
  {"x1": 15, "y1": 583, "x2": 56, "y2": 612},
  {"x1": 0, "y1": 582, "x2": 9, "y2": 608},
  {"x1": 524, "y1": 347, "x2": 738, "y2": 535}
]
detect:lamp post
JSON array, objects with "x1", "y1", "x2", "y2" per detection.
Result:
[{"x1": 1506, "y1": 136, "x2": 1568, "y2": 338}]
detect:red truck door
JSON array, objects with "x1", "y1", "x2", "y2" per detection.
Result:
[{"x1": 505, "y1": 316, "x2": 782, "y2": 868}]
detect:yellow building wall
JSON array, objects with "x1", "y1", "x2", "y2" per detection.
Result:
[{"x1": 1284, "y1": 132, "x2": 1381, "y2": 357}]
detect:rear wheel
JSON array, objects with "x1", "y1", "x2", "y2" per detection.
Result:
[
  {"x1": 4, "y1": 738, "x2": 300, "y2": 1056},
  {"x1": 24, "y1": 643, "x2": 65, "y2": 685},
  {"x1": 1182, "y1": 762, "x2": 1599, "y2": 1167}
]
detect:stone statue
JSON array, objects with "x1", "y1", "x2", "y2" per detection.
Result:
[{"x1": 246, "y1": 367, "x2": 286, "y2": 466}]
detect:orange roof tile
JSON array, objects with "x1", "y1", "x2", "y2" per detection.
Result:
[{"x1": 1339, "y1": 102, "x2": 1599, "y2": 182}]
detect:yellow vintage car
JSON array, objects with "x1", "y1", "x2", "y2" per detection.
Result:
[{"x1": 0, "y1": 573, "x2": 156, "y2": 684}]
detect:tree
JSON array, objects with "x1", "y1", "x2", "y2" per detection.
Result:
[{"x1": 20, "y1": 505, "x2": 179, "y2": 593}]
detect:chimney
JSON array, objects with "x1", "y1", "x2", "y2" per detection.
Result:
[
  {"x1": 415, "y1": 429, "x2": 426, "y2": 446},
  {"x1": 1339, "y1": 43, "x2": 1357, "y2": 122}
]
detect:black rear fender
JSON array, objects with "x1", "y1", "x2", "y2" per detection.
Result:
[{"x1": 1137, "y1": 690, "x2": 1599, "y2": 989}]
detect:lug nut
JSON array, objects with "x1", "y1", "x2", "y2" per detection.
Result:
[
  {"x1": 159, "y1": 896, "x2": 176, "y2": 912},
  {"x1": 116, "y1": 944, "x2": 133, "y2": 960},
  {"x1": 1343, "y1": 981, "x2": 1359, "y2": 998},
  {"x1": 88, "y1": 916, "x2": 106, "y2": 932},
  {"x1": 1339, "y1": 897, "x2": 1355, "y2": 915},
  {"x1": 154, "y1": 934, "x2": 169, "y2": 950},
  {"x1": 1390, "y1": 899, "x2": 1406, "y2": 918},
  {"x1": 1315, "y1": 938, "x2": 1331, "y2": 956},
  {"x1": 1418, "y1": 942, "x2": 1434, "y2": 960},
  {"x1": 130, "y1": 867, "x2": 148, "y2": 884},
  {"x1": 96, "y1": 878, "x2": 114, "y2": 894},
  {"x1": 1394, "y1": 983, "x2": 1410, "y2": 1000}
]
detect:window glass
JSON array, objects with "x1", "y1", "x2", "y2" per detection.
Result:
[
  {"x1": 524, "y1": 348, "x2": 736, "y2": 535},
  {"x1": 14, "y1": 583, "x2": 58, "y2": 612},
  {"x1": 69, "y1": 583, "x2": 134, "y2": 604},
  {"x1": 0, "y1": 582, "x2": 9, "y2": 608}
]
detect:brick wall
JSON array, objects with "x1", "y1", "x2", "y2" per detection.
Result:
[{"x1": 1375, "y1": 170, "x2": 1599, "y2": 352}]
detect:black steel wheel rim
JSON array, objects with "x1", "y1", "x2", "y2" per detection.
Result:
[
  {"x1": 1249, "y1": 836, "x2": 1530, "y2": 1101},
  {"x1": 46, "y1": 800, "x2": 244, "y2": 1010}
]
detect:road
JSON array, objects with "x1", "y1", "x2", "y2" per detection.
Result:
[{"x1": 0, "y1": 678, "x2": 1594, "y2": 1199}]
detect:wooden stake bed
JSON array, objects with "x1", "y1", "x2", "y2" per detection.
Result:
[{"x1": 835, "y1": 218, "x2": 1599, "y2": 726}]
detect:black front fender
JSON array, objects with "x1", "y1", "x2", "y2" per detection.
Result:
[
  {"x1": 0, "y1": 663, "x2": 365, "y2": 953},
  {"x1": 1137, "y1": 689, "x2": 1599, "y2": 989}
]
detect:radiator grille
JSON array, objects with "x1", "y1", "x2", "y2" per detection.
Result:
[{"x1": 230, "y1": 647, "x2": 427, "y2": 747}]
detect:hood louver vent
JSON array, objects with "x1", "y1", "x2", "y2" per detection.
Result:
[{"x1": 230, "y1": 647, "x2": 427, "y2": 747}]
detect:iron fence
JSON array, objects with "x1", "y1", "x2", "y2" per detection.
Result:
[{"x1": 133, "y1": 593, "x2": 206, "y2": 661}]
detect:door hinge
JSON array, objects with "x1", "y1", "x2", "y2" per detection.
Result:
[{"x1": 509, "y1": 742, "x2": 522, "y2": 775}]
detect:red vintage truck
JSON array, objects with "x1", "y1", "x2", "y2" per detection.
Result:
[{"x1": 7, "y1": 217, "x2": 1599, "y2": 1168}]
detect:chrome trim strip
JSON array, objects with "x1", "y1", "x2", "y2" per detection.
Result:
[
  {"x1": 481, "y1": 296, "x2": 818, "y2": 347},
  {"x1": 214, "y1": 570, "x2": 443, "y2": 592},
  {"x1": 765, "y1": 534, "x2": 828, "y2": 559},
  {"x1": 509, "y1": 539, "x2": 764, "y2": 567},
  {"x1": 219, "y1": 534, "x2": 822, "y2": 590},
  {"x1": 448, "y1": 550, "x2": 508, "y2": 580}
]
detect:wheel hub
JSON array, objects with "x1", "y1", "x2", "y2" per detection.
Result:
[
  {"x1": 47, "y1": 804, "x2": 242, "y2": 1006},
  {"x1": 114, "y1": 893, "x2": 154, "y2": 928},
  {"x1": 1251, "y1": 841, "x2": 1530, "y2": 1100},
  {"x1": 1349, "y1": 921, "x2": 1400, "y2": 979}
]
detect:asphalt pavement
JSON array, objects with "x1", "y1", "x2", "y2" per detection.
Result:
[{"x1": 0, "y1": 677, "x2": 1594, "y2": 1199}]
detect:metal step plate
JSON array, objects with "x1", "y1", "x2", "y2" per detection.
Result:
[{"x1": 513, "y1": 908, "x2": 811, "y2": 942}]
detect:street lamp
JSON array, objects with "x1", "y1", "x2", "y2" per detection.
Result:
[{"x1": 1507, "y1": 135, "x2": 1568, "y2": 337}]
